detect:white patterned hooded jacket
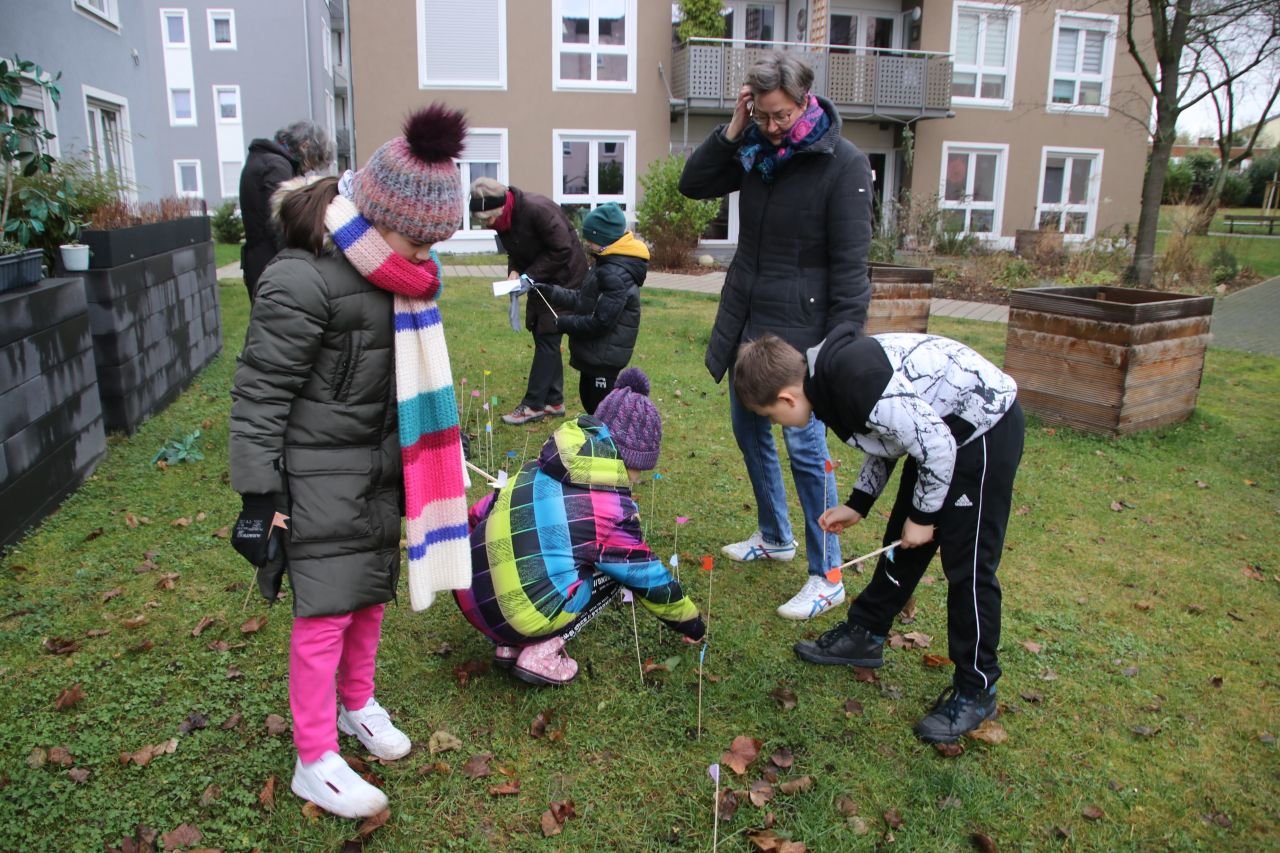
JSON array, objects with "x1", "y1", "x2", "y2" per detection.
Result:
[{"x1": 804, "y1": 324, "x2": 1017, "y2": 524}]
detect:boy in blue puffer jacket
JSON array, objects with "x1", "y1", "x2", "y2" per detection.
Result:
[{"x1": 534, "y1": 203, "x2": 649, "y2": 414}]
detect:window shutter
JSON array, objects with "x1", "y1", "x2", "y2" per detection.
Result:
[
  {"x1": 955, "y1": 11, "x2": 979, "y2": 64},
  {"x1": 1081, "y1": 29, "x2": 1106, "y2": 74},
  {"x1": 423, "y1": 0, "x2": 501, "y2": 84},
  {"x1": 1056, "y1": 27, "x2": 1079, "y2": 73},
  {"x1": 461, "y1": 132, "x2": 502, "y2": 161},
  {"x1": 983, "y1": 14, "x2": 1007, "y2": 67}
]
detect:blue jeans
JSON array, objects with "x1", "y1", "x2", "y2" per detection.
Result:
[{"x1": 728, "y1": 371, "x2": 841, "y2": 576}]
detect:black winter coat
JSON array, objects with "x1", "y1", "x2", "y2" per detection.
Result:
[
  {"x1": 678, "y1": 96, "x2": 873, "y2": 381},
  {"x1": 230, "y1": 247, "x2": 402, "y2": 619},
  {"x1": 496, "y1": 187, "x2": 588, "y2": 334},
  {"x1": 545, "y1": 250, "x2": 646, "y2": 370},
  {"x1": 239, "y1": 139, "x2": 301, "y2": 298}
]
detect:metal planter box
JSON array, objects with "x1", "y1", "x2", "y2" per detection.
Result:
[
  {"x1": 866, "y1": 261, "x2": 932, "y2": 335},
  {"x1": 1003, "y1": 286, "x2": 1213, "y2": 436}
]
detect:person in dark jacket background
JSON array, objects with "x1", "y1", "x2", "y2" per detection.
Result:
[
  {"x1": 238, "y1": 121, "x2": 332, "y2": 301},
  {"x1": 679, "y1": 51, "x2": 873, "y2": 621},
  {"x1": 470, "y1": 177, "x2": 588, "y2": 425},
  {"x1": 535, "y1": 202, "x2": 649, "y2": 414}
]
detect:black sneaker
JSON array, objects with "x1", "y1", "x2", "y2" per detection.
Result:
[
  {"x1": 914, "y1": 685, "x2": 998, "y2": 743},
  {"x1": 793, "y1": 621, "x2": 885, "y2": 667}
]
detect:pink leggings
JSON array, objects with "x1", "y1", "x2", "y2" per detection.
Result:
[{"x1": 289, "y1": 603, "x2": 385, "y2": 763}]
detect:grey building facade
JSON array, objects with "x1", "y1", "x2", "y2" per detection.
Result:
[{"x1": 1, "y1": 0, "x2": 350, "y2": 205}]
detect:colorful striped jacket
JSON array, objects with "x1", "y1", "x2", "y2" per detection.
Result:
[{"x1": 455, "y1": 416, "x2": 705, "y2": 646}]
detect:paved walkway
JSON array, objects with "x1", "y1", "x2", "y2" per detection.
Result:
[{"x1": 218, "y1": 261, "x2": 1275, "y2": 355}]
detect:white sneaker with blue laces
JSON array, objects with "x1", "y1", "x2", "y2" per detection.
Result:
[
  {"x1": 721, "y1": 530, "x2": 798, "y2": 562},
  {"x1": 776, "y1": 575, "x2": 846, "y2": 620}
]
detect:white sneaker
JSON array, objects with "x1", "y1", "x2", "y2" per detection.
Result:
[
  {"x1": 777, "y1": 575, "x2": 846, "y2": 620},
  {"x1": 338, "y1": 697, "x2": 412, "y2": 761},
  {"x1": 291, "y1": 751, "x2": 388, "y2": 818},
  {"x1": 721, "y1": 530, "x2": 798, "y2": 562}
]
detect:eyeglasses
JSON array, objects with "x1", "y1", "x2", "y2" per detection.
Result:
[{"x1": 751, "y1": 105, "x2": 800, "y2": 129}]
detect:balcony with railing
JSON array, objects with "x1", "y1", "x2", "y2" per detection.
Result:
[{"x1": 669, "y1": 38, "x2": 952, "y2": 121}]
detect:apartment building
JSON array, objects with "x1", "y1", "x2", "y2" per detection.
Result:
[
  {"x1": 349, "y1": 1, "x2": 1150, "y2": 252},
  {"x1": 0, "y1": 0, "x2": 351, "y2": 205}
]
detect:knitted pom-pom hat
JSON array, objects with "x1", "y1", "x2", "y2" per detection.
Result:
[
  {"x1": 352, "y1": 103, "x2": 467, "y2": 245},
  {"x1": 595, "y1": 367, "x2": 662, "y2": 471}
]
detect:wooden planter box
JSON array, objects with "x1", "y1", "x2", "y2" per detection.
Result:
[
  {"x1": 79, "y1": 241, "x2": 221, "y2": 433},
  {"x1": 81, "y1": 217, "x2": 211, "y2": 269},
  {"x1": 1003, "y1": 286, "x2": 1213, "y2": 436},
  {"x1": 0, "y1": 277, "x2": 108, "y2": 548},
  {"x1": 866, "y1": 261, "x2": 932, "y2": 335}
]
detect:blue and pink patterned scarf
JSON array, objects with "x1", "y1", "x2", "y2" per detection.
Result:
[
  {"x1": 737, "y1": 93, "x2": 830, "y2": 183},
  {"x1": 324, "y1": 192, "x2": 471, "y2": 611}
]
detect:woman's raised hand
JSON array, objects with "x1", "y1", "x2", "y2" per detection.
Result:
[{"x1": 725, "y1": 84, "x2": 753, "y2": 143}]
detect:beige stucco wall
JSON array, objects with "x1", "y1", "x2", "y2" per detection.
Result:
[
  {"x1": 910, "y1": 0, "x2": 1151, "y2": 240},
  {"x1": 350, "y1": 1, "x2": 672, "y2": 202}
]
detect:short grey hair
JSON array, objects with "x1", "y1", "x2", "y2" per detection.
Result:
[
  {"x1": 275, "y1": 120, "x2": 333, "y2": 174},
  {"x1": 745, "y1": 52, "x2": 814, "y2": 106}
]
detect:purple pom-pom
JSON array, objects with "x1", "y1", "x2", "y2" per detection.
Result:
[
  {"x1": 615, "y1": 367, "x2": 650, "y2": 397},
  {"x1": 403, "y1": 103, "x2": 467, "y2": 163}
]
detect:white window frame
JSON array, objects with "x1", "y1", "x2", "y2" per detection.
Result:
[
  {"x1": 321, "y1": 16, "x2": 331, "y2": 72},
  {"x1": 82, "y1": 85, "x2": 137, "y2": 201},
  {"x1": 72, "y1": 0, "x2": 119, "y2": 29},
  {"x1": 456, "y1": 128, "x2": 510, "y2": 236},
  {"x1": 168, "y1": 87, "x2": 196, "y2": 126},
  {"x1": 1034, "y1": 147, "x2": 1104, "y2": 240},
  {"x1": 552, "y1": 129, "x2": 637, "y2": 213},
  {"x1": 219, "y1": 161, "x2": 242, "y2": 198},
  {"x1": 207, "y1": 9, "x2": 236, "y2": 50},
  {"x1": 161, "y1": 8, "x2": 189, "y2": 47},
  {"x1": 174, "y1": 160, "x2": 202, "y2": 198},
  {"x1": 552, "y1": 0, "x2": 637, "y2": 93},
  {"x1": 416, "y1": 0, "x2": 508, "y2": 90},
  {"x1": 212, "y1": 85, "x2": 240, "y2": 123},
  {"x1": 1046, "y1": 11, "x2": 1117, "y2": 116},
  {"x1": 949, "y1": 1, "x2": 1019, "y2": 110},
  {"x1": 939, "y1": 141, "x2": 1008, "y2": 239}
]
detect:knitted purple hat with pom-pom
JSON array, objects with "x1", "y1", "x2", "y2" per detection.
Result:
[
  {"x1": 595, "y1": 367, "x2": 662, "y2": 471},
  {"x1": 352, "y1": 103, "x2": 466, "y2": 245}
]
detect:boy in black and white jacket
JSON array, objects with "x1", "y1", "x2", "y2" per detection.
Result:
[{"x1": 734, "y1": 322, "x2": 1024, "y2": 743}]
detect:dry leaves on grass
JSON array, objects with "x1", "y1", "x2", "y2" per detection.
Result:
[
  {"x1": 258, "y1": 776, "x2": 276, "y2": 810},
  {"x1": 746, "y1": 828, "x2": 806, "y2": 852},
  {"x1": 176, "y1": 712, "x2": 208, "y2": 735},
  {"x1": 1020, "y1": 640, "x2": 1043, "y2": 654},
  {"x1": 264, "y1": 714, "x2": 289, "y2": 736},
  {"x1": 934, "y1": 742, "x2": 965, "y2": 758},
  {"x1": 355, "y1": 808, "x2": 390, "y2": 839},
  {"x1": 749, "y1": 780, "x2": 775, "y2": 807},
  {"x1": 155, "y1": 572, "x2": 180, "y2": 590},
  {"x1": 1020, "y1": 690, "x2": 1044, "y2": 703},
  {"x1": 769, "y1": 686, "x2": 798, "y2": 710},
  {"x1": 968, "y1": 719, "x2": 1008, "y2": 745},
  {"x1": 642, "y1": 656, "x2": 681, "y2": 674},
  {"x1": 852, "y1": 667, "x2": 879, "y2": 684},
  {"x1": 778, "y1": 776, "x2": 812, "y2": 795},
  {"x1": 883, "y1": 808, "x2": 905, "y2": 829},
  {"x1": 428, "y1": 730, "x2": 462, "y2": 754},
  {"x1": 529, "y1": 710, "x2": 553, "y2": 738},
  {"x1": 971, "y1": 831, "x2": 998, "y2": 852},
  {"x1": 721, "y1": 736, "x2": 763, "y2": 775},
  {"x1": 200, "y1": 784, "x2": 221, "y2": 807},
  {"x1": 159, "y1": 823, "x2": 202, "y2": 850},
  {"x1": 488, "y1": 779, "x2": 520, "y2": 796},
  {"x1": 769, "y1": 747, "x2": 793, "y2": 769},
  {"x1": 540, "y1": 799, "x2": 576, "y2": 837},
  {"x1": 1241, "y1": 563, "x2": 1265, "y2": 581},
  {"x1": 191, "y1": 616, "x2": 215, "y2": 637},
  {"x1": 843, "y1": 699, "x2": 864, "y2": 717},
  {"x1": 921, "y1": 654, "x2": 953, "y2": 668},
  {"x1": 120, "y1": 738, "x2": 178, "y2": 767},
  {"x1": 43, "y1": 636, "x2": 80, "y2": 655},
  {"x1": 68, "y1": 767, "x2": 90, "y2": 783},
  {"x1": 452, "y1": 659, "x2": 490, "y2": 687},
  {"x1": 101, "y1": 587, "x2": 123, "y2": 603},
  {"x1": 1082, "y1": 804, "x2": 1105, "y2": 821},
  {"x1": 717, "y1": 789, "x2": 740, "y2": 822},
  {"x1": 240, "y1": 615, "x2": 267, "y2": 634},
  {"x1": 462, "y1": 753, "x2": 493, "y2": 779},
  {"x1": 54, "y1": 683, "x2": 86, "y2": 711}
]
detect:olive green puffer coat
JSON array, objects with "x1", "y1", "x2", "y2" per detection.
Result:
[{"x1": 230, "y1": 247, "x2": 403, "y2": 618}]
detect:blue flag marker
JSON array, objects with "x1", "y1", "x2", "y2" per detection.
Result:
[
  {"x1": 699, "y1": 642, "x2": 707, "y2": 664},
  {"x1": 654, "y1": 472, "x2": 662, "y2": 480}
]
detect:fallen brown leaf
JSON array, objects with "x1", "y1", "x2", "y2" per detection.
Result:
[
  {"x1": 488, "y1": 779, "x2": 520, "y2": 796},
  {"x1": 1020, "y1": 640, "x2": 1043, "y2": 654},
  {"x1": 240, "y1": 615, "x2": 267, "y2": 634},
  {"x1": 852, "y1": 667, "x2": 879, "y2": 684},
  {"x1": 778, "y1": 775, "x2": 812, "y2": 795},
  {"x1": 199, "y1": 783, "x2": 221, "y2": 807},
  {"x1": 68, "y1": 766, "x2": 90, "y2": 783},
  {"x1": 220, "y1": 712, "x2": 242, "y2": 730},
  {"x1": 971, "y1": 831, "x2": 998, "y2": 852},
  {"x1": 769, "y1": 686, "x2": 798, "y2": 710},
  {"x1": 211, "y1": 526, "x2": 230, "y2": 539},
  {"x1": 540, "y1": 799, "x2": 576, "y2": 837},
  {"x1": 55, "y1": 683, "x2": 86, "y2": 711},
  {"x1": 529, "y1": 710, "x2": 553, "y2": 738},
  {"x1": 101, "y1": 588, "x2": 123, "y2": 603},
  {"x1": 418, "y1": 761, "x2": 450, "y2": 775},
  {"x1": 883, "y1": 808, "x2": 905, "y2": 829},
  {"x1": 176, "y1": 711, "x2": 208, "y2": 735},
  {"x1": 717, "y1": 788, "x2": 740, "y2": 822},
  {"x1": 171, "y1": 517, "x2": 192, "y2": 528},
  {"x1": 356, "y1": 808, "x2": 390, "y2": 838},
  {"x1": 43, "y1": 636, "x2": 80, "y2": 655},
  {"x1": 123, "y1": 615, "x2": 148, "y2": 629},
  {"x1": 48, "y1": 746, "x2": 74, "y2": 766},
  {"x1": 461, "y1": 753, "x2": 493, "y2": 779},
  {"x1": 1082, "y1": 804, "x2": 1105, "y2": 821},
  {"x1": 749, "y1": 780, "x2": 775, "y2": 807},
  {"x1": 155, "y1": 572, "x2": 180, "y2": 590},
  {"x1": 160, "y1": 823, "x2": 201, "y2": 850},
  {"x1": 1242, "y1": 564, "x2": 1265, "y2": 581},
  {"x1": 225, "y1": 665, "x2": 242, "y2": 680},
  {"x1": 843, "y1": 698, "x2": 864, "y2": 717},
  {"x1": 264, "y1": 714, "x2": 288, "y2": 736},
  {"x1": 258, "y1": 776, "x2": 276, "y2": 810},
  {"x1": 769, "y1": 747, "x2": 794, "y2": 769},
  {"x1": 301, "y1": 801, "x2": 324, "y2": 820},
  {"x1": 85, "y1": 628, "x2": 110, "y2": 638},
  {"x1": 83, "y1": 527, "x2": 105, "y2": 542},
  {"x1": 428, "y1": 730, "x2": 462, "y2": 754},
  {"x1": 968, "y1": 719, "x2": 1008, "y2": 744},
  {"x1": 191, "y1": 616, "x2": 215, "y2": 637},
  {"x1": 934, "y1": 742, "x2": 965, "y2": 758},
  {"x1": 721, "y1": 735, "x2": 763, "y2": 775},
  {"x1": 452, "y1": 659, "x2": 490, "y2": 687},
  {"x1": 1134, "y1": 601, "x2": 1155, "y2": 611},
  {"x1": 836, "y1": 795, "x2": 859, "y2": 817},
  {"x1": 921, "y1": 654, "x2": 953, "y2": 668},
  {"x1": 1020, "y1": 690, "x2": 1044, "y2": 703},
  {"x1": 902, "y1": 631, "x2": 932, "y2": 648},
  {"x1": 1131, "y1": 725, "x2": 1159, "y2": 738}
]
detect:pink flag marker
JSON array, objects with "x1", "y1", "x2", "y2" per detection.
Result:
[
  {"x1": 708, "y1": 763, "x2": 720, "y2": 784},
  {"x1": 676, "y1": 516, "x2": 689, "y2": 525},
  {"x1": 621, "y1": 589, "x2": 634, "y2": 603},
  {"x1": 471, "y1": 389, "x2": 481, "y2": 398}
]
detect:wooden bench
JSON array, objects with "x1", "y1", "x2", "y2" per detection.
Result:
[{"x1": 1223, "y1": 213, "x2": 1280, "y2": 234}]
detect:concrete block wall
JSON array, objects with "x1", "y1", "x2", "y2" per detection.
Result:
[
  {"x1": 0, "y1": 278, "x2": 108, "y2": 548},
  {"x1": 81, "y1": 242, "x2": 222, "y2": 434}
]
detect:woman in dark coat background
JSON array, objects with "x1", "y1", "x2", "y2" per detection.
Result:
[
  {"x1": 238, "y1": 120, "x2": 332, "y2": 301},
  {"x1": 679, "y1": 51, "x2": 873, "y2": 621},
  {"x1": 470, "y1": 177, "x2": 588, "y2": 425}
]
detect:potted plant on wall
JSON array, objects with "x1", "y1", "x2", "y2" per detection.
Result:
[{"x1": 0, "y1": 55, "x2": 62, "y2": 291}]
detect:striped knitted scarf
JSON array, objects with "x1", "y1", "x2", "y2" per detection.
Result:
[{"x1": 324, "y1": 193, "x2": 471, "y2": 611}]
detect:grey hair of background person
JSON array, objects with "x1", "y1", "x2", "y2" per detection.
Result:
[
  {"x1": 470, "y1": 175, "x2": 509, "y2": 200},
  {"x1": 745, "y1": 51, "x2": 815, "y2": 106},
  {"x1": 274, "y1": 120, "x2": 334, "y2": 174}
]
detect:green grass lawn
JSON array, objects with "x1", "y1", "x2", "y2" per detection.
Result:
[
  {"x1": 2, "y1": 277, "x2": 1278, "y2": 850},
  {"x1": 1154, "y1": 230, "x2": 1280, "y2": 279},
  {"x1": 438, "y1": 252, "x2": 508, "y2": 266},
  {"x1": 214, "y1": 242, "x2": 241, "y2": 269}
]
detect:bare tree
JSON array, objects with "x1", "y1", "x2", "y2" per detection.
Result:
[{"x1": 1121, "y1": 0, "x2": 1280, "y2": 285}]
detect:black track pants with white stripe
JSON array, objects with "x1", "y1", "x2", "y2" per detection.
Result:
[{"x1": 847, "y1": 401, "x2": 1024, "y2": 693}]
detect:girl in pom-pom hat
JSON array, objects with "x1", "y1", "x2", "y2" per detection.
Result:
[
  {"x1": 229, "y1": 104, "x2": 472, "y2": 818},
  {"x1": 455, "y1": 367, "x2": 706, "y2": 686}
]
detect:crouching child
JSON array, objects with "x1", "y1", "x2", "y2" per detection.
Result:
[{"x1": 733, "y1": 323, "x2": 1024, "y2": 742}]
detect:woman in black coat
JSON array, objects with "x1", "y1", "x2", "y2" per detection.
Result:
[
  {"x1": 238, "y1": 121, "x2": 331, "y2": 301},
  {"x1": 679, "y1": 51, "x2": 873, "y2": 621}
]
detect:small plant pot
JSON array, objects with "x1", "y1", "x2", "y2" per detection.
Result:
[{"x1": 60, "y1": 243, "x2": 90, "y2": 271}]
